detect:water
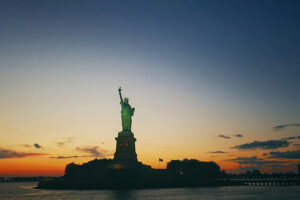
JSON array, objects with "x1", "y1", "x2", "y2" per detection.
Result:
[{"x1": 0, "y1": 182, "x2": 299, "y2": 200}]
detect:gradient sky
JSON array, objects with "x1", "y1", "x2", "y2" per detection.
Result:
[{"x1": 0, "y1": 0, "x2": 299, "y2": 176}]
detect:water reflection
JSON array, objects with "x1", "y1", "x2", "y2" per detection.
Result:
[
  {"x1": 1, "y1": 182, "x2": 300, "y2": 200},
  {"x1": 111, "y1": 190, "x2": 133, "y2": 200}
]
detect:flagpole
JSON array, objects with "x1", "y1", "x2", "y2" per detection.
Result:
[
  {"x1": 159, "y1": 160, "x2": 160, "y2": 169},
  {"x1": 158, "y1": 158, "x2": 163, "y2": 169}
]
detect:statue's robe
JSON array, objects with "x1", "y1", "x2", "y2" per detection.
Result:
[{"x1": 120, "y1": 101, "x2": 134, "y2": 131}]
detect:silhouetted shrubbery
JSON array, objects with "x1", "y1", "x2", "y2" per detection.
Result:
[{"x1": 65, "y1": 159, "x2": 113, "y2": 179}]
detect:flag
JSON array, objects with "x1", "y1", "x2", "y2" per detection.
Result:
[{"x1": 159, "y1": 158, "x2": 163, "y2": 162}]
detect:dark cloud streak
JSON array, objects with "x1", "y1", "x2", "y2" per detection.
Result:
[
  {"x1": 208, "y1": 151, "x2": 226, "y2": 154},
  {"x1": 282, "y1": 136, "x2": 300, "y2": 140},
  {"x1": 218, "y1": 135, "x2": 231, "y2": 139},
  {"x1": 0, "y1": 148, "x2": 48, "y2": 159},
  {"x1": 272, "y1": 123, "x2": 300, "y2": 131},
  {"x1": 50, "y1": 155, "x2": 88, "y2": 159},
  {"x1": 228, "y1": 156, "x2": 289, "y2": 171},
  {"x1": 268, "y1": 150, "x2": 300, "y2": 159},
  {"x1": 233, "y1": 139, "x2": 289, "y2": 150},
  {"x1": 233, "y1": 134, "x2": 243, "y2": 137}
]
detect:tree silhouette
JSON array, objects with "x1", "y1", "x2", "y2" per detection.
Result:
[{"x1": 167, "y1": 159, "x2": 221, "y2": 179}]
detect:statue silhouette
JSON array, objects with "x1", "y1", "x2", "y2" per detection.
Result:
[{"x1": 118, "y1": 87, "x2": 135, "y2": 132}]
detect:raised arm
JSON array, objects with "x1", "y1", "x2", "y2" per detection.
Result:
[{"x1": 118, "y1": 87, "x2": 123, "y2": 103}]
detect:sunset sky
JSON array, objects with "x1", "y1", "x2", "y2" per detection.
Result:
[{"x1": 0, "y1": 0, "x2": 299, "y2": 176}]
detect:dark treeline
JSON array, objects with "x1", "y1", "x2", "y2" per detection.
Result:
[
  {"x1": 65, "y1": 159, "x2": 114, "y2": 179},
  {"x1": 167, "y1": 159, "x2": 221, "y2": 179}
]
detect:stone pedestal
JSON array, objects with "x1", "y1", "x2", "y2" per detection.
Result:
[{"x1": 114, "y1": 131, "x2": 137, "y2": 161}]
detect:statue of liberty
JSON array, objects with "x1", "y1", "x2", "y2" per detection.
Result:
[{"x1": 118, "y1": 87, "x2": 135, "y2": 132}]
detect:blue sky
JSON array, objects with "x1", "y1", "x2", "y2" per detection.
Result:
[{"x1": 1, "y1": 0, "x2": 299, "y2": 107}]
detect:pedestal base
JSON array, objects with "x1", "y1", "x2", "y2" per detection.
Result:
[{"x1": 114, "y1": 131, "x2": 137, "y2": 161}]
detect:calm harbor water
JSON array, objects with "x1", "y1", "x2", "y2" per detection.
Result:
[{"x1": 0, "y1": 182, "x2": 299, "y2": 200}]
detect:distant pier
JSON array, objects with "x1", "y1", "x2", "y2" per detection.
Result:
[
  {"x1": 0, "y1": 177, "x2": 53, "y2": 182},
  {"x1": 229, "y1": 178, "x2": 300, "y2": 186}
]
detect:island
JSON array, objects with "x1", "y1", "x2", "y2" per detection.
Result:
[{"x1": 37, "y1": 88, "x2": 240, "y2": 189}]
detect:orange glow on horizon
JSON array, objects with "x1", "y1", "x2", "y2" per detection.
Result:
[
  {"x1": 1, "y1": 154, "x2": 299, "y2": 176},
  {"x1": 0, "y1": 159, "x2": 66, "y2": 177},
  {"x1": 0, "y1": 156, "x2": 244, "y2": 177}
]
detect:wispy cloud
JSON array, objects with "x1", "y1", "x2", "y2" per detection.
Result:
[
  {"x1": 218, "y1": 134, "x2": 231, "y2": 139},
  {"x1": 50, "y1": 146, "x2": 112, "y2": 159},
  {"x1": 208, "y1": 151, "x2": 226, "y2": 154},
  {"x1": 232, "y1": 139, "x2": 289, "y2": 150},
  {"x1": 56, "y1": 142, "x2": 65, "y2": 147},
  {"x1": 18, "y1": 144, "x2": 32, "y2": 148},
  {"x1": 272, "y1": 123, "x2": 300, "y2": 131},
  {"x1": 76, "y1": 146, "x2": 112, "y2": 158},
  {"x1": 0, "y1": 148, "x2": 48, "y2": 159},
  {"x1": 268, "y1": 150, "x2": 300, "y2": 159},
  {"x1": 56, "y1": 137, "x2": 77, "y2": 147}
]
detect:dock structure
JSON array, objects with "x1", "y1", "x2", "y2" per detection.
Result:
[{"x1": 229, "y1": 178, "x2": 300, "y2": 186}]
